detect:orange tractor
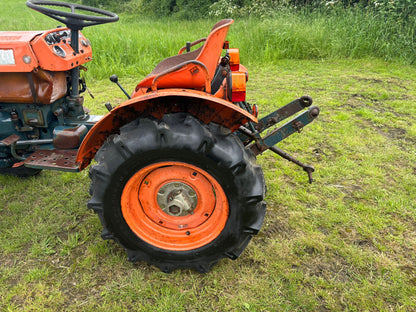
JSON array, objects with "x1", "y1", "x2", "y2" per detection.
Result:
[{"x1": 0, "y1": 1, "x2": 319, "y2": 272}]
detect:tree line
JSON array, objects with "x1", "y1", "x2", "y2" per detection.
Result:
[{"x1": 81, "y1": 0, "x2": 415, "y2": 22}]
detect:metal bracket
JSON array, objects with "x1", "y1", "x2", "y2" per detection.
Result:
[
  {"x1": 24, "y1": 149, "x2": 80, "y2": 172},
  {"x1": 237, "y1": 97, "x2": 319, "y2": 184},
  {"x1": 1, "y1": 134, "x2": 21, "y2": 146},
  {"x1": 1, "y1": 134, "x2": 25, "y2": 161},
  {"x1": 237, "y1": 96, "x2": 313, "y2": 143},
  {"x1": 256, "y1": 95, "x2": 312, "y2": 131},
  {"x1": 247, "y1": 105, "x2": 320, "y2": 155}
]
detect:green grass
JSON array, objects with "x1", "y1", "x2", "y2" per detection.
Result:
[
  {"x1": 2, "y1": 1, "x2": 415, "y2": 79},
  {"x1": 77, "y1": 11, "x2": 416, "y2": 78},
  {"x1": 1, "y1": 59, "x2": 416, "y2": 311},
  {"x1": 1, "y1": 1, "x2": 416, "y2": 311}
]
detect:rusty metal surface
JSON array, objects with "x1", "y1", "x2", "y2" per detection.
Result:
[
  {"x1": 237, "y1": 96, "x2": 314, "y2": 144},
  {"x1": 254, "y1": 95, "x2": 313, "y2": 133},
  {"x1": 53, "y1": 125, "x2": 87, "y2": 149},
  {"x1": 248, "y1": 105, "x2": 320, "y2": 156},
  {"x1": 240, "y1": 103, "x2": 319, "y2": 184},
  {"x1": 24, "y1": 149, "x2": 79, "y2": 171},
  {"x1": 76, "y1": 88, "x2": 258, "y2": 170},
  {"x1": 1, "y1": 134, "x2": 21, "y2": 146}
]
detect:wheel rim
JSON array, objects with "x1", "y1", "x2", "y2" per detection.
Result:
[{"x1": 121, "y1": 161, "x2": 229, "y2": 251}]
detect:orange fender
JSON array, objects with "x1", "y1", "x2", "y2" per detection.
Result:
[{"x1": 76, "y1": 89, "x2": 257, "y2": 170}]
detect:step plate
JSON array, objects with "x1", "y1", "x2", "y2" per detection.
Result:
[{"x1": 24, "y1": 149, "x2": 80, "y2": 172}]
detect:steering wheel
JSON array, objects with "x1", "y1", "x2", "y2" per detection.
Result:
[{"x1": 26, "y1": 0, "x2": 119, "y2": 30}]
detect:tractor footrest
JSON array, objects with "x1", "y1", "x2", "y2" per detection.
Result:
[{"x1": 24, "y1": 149, "x2": 80, "y2": 172}]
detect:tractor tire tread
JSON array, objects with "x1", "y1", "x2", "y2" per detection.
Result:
[{"x1": 88, "y1": 113, "x2": 266, "y2": 272}]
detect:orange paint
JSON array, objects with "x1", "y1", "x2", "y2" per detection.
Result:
[
  {"x1": 231, "y1": 72, "x2": 246, "y2": 102},
  {"x1": 0, "y1": 31, "x2": 40, "y2": 72},
  {"x1": 228, "y1": 48, "x2": 240, "y2": 71},
  {"x1": 121, "y1": 162, "x2": 229, "y2": 251},
  {"x1": 76, "y1": 89, "x2": 258, "y2": 170},
  {"x1": 0, "y1": 28, "x2": 92, "y2": 73},
  {"x1": 133, "y1": 19, "x2": 234, "y2": 93},
  {"x1": 31, "y1": 28, "x2": 92, "y2": 71}
]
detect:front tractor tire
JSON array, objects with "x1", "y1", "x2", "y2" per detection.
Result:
[
  {"x1": 88, "y1": 113, "x2": 266, "y2": 272},
  {"x1": 0, "y1": 161, "x2": 42, "y2": 177}
]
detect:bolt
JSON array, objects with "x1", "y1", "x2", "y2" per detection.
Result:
[
  {"x1": 169, "y1": 205, "x2": 181, "y2": 215},
  {"x1": 309, "y1": 106, "x2": 320, "y2": 119}
]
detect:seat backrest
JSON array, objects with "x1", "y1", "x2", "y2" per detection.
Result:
[
  {"x1": 195, "y1": 19, "x2": 233, "y2": 81},
  {"x1": 134, "y1": 19, "x2": 234, "y2": 93}
]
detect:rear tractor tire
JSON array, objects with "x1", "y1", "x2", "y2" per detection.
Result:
[{"x1": 88, "y1": 113, "x2": 266, "y2": 272}]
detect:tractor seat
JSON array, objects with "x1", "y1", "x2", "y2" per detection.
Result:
[{"x1": 134, "y1": 19, "x2": 233, "y2": 94}]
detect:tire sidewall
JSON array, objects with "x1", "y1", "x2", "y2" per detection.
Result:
[{"x1": 103, "y1": 148, "x2": 244, "y2": 261}]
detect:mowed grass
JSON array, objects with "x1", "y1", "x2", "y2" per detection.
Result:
[
  {"x1": 1, "y1": 1, "x2": 416, "y2": 311},
  {"x1": 1, "y1": 59, "x2": 415, "y2": 311}
]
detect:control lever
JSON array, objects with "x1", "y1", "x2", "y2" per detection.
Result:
[
  {"x1": 110, "y1": 74, "x2": 131, "y2": 99},
  {"x1": 105, "y1": 102, "x2": 113, "y2": 112}
]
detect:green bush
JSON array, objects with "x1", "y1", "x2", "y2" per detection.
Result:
[
  {"x1": 81, "y1": 0, "x2": 130, "y2": 11},
  {"x1": 80, "y1": 0, "x2": 416, "y2": 21},
  {"x1": 369, "y1": 0, "x2": 416, "y2": 23},
  {"x1": 134, "y1": 0, "x2": 218, "y2": 18},
  {"x1": 138, "y1": 0, "x2": 178, "y2": 16},
  {"x1": 208, "y1": 0, "x2": 280, "y2": 18}
]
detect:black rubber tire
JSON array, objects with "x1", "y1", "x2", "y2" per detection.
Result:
[
  {"x1": 88, "y1": 113, "x2": 266, "y2": 272},
  {"x1": 0, "y1": 162, "x2": 42, "y2": 177}
]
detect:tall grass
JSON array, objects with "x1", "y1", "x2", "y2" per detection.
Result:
[
  {"x1": 85, "y1": 7, "x2": 416, "y2": 79},
  {"x1": 1, "y1": 1, "x2": 414, "y2": 79}
]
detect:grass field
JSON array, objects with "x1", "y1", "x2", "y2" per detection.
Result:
[
  {"x1": 1, "y1": 1, "x2": 416, "y2": 311},
  {"x1": 1, "y1": 59, "x2": 415, "y2": 311}
]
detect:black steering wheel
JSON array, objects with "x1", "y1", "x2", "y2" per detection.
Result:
[{"x1": 26, "y1": 0, "x2": 119, "y2": 30}]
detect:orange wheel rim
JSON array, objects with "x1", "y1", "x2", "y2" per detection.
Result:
[{"x1": 121, "y1": 161, "x2": 229, "y2": 251}]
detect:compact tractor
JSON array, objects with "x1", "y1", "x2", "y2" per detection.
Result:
[{"x1": 0, "y1": 1, "x2": 319, "y2": 272}]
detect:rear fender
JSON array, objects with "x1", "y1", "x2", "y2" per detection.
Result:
[{"x1": 76, "y1": 89, "x2": 257, "y2": 170}]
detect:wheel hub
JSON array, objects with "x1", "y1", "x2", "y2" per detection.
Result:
[
  {"x1": 121, "y1": 162, "x2": 229, "y2": 251},
  {"x1": 157, "y1": 182, "x2": 198, "y2": 216}
]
